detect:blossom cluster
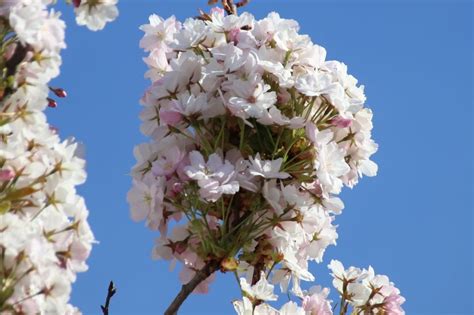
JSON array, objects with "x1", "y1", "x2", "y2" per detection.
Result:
[
  {"x1": 232, "y1": 260, "x2": 404, "y2": 315},
  {"x1": 130, "y1": 7, "x2": 401, "y2": 314},
  {"x1": 0, "y1": 1, "x2": 117, "y2": 314}
]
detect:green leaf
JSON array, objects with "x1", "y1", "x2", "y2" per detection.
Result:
[{"x1": 0, "y1": 200, "x2": 11, "y2": 214}]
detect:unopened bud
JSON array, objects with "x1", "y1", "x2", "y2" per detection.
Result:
[
  {"x1": 228, "y1": 28, "x2": 240, "y2": 43},
  {"x1": 0, "y1": 169, "x2": 15, "y2": 181},
  {"x1": 221, "y1": 257, "x2": 239, "y2": 271},
  {"x1": 210, "y1": 7, "x2": 224, "y2": 15},
  {"x1": 50, "y1": 87, "x2": 67, "y2": 98},
  {"x1": 49, "y1": 125, "x2": 59, "y2": 134},
  {"x1": 331, "y1": 116, "x2": 352, "y2": 128},
  {"x1": 47, "y1": 98, "x2": 57, "y2": 108}
]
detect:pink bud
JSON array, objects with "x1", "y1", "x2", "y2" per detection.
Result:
[
  {"x1": 307, "y1": 181, "x2": 323, "y2": 197},
  {"x1": 331, "y1": 116, "x2": 352, "y2": 128},
  {"x1": 277, "y1": 91, "x2": 291, "y2": 104},
  {"x1": 172, "y1": 182, "x2": 184, "y2": 194},
  {"x1": 73, "y1": 0, "x2": 81, "y2": 8},
  {"x1": 0, "y1": 169, "x2": 15, "y2": 181},
  {"x1": 210, "y1": 7, "x2": 225, "y2": 15},
  {"x1": 228, "y1": 28, "x2": 240, "y2": 43},
  {"x1": 50, "y1": 87, "x2": 67, "y2": 98},
  {"x1": 159, "y1": 109, "x2": 183, "y2": 125},
  {"x1": 49, "y1": 125, "x2": 59, "y2": 134},
  {"x1": 47, "y1": 98, "x2": 57, "y2": 108}
]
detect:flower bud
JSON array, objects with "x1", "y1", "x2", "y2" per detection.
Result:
[
  {"x1": 47, "y1": 98, "x2": 57, "y2": 108},
  {"x1": 331, "y1": 116, "x2": 352, "y2": 128},
  {"x1": 50, "y1": 87, "x2": 67, "y2": 98},
  {"x1": 0, "y1": 169, "x2": 15, "y2": 181},
  {"x1": 221, "y1": 257, "x2": 239, "y2": 271}
]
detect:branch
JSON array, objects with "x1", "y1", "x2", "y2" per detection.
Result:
[
  {"x1": 100, "y1": 281, "x2": 117, "y2": 315},
  {"x1": 164, "y1": 261, "x2": 220, "y2": 315},
  {"x1": 221, "y1": 0, "x2": 236, "y2": 15}
]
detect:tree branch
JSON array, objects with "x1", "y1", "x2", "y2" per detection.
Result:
[
  {"x1": 164, "y1": 261, "x2": 220, "y2": 315},
  {"x1": 100, "y1": 281, "x2": 117, "y2": 315},
  {"x1": 221, "y1": 0, "x2": 236, "y2": 15}
]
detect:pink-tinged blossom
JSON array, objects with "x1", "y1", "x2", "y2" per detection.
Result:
[
  {"x1": 152, "y1": 146, "x2": 185, "y2": 177},
  {"x1": 248, "y1": 153, "x2": 290, "y2": 179},
  {"x1": 185, "y1": 151, "x2": 240, "y2": 201},
  {"x1": 331, "y1": 115, "x2": 352, "y2": 128},
  {"x1": 383, "y1": 290, "x2": 406, "y2": 314},
  {"x1": 227, "y1": 74, "x2": 277, "y2": 122},
  {"x1": 159, "y1": 109, "x2": 183, "y2": 125},
  {"x1": 0, "y1": 168, "x2": 15, "y2": 181},
  {"x1": 302, "y1": 286, "x2": 333, "y2": 315},
  {"x1": 127, "y1": 178, "x2": 164, "y2": 224}
]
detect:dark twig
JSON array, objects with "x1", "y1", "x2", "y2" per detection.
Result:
[
  {"x1": 221, "y1": 0, "x2": 236, "y2": 15},
  {"x1": 164, "y1": 261, "x2": 220, "y2": 315},
  {"x1": 100, "y1": 281, "x2": 117, "y2": 315}
]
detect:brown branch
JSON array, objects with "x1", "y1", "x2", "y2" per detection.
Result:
[
  {"x1": 221, "y1": 0, "x2": 236, "y2": 15},
  {"x1": 164, "y1": 261, "x2": 220, "y2": 315},
  {"x1": 100, "y1": 281, "x2": 117, "y2": 315},
  {"x1": 251, "y1": 261, "x2": 265, "y2": 285}
]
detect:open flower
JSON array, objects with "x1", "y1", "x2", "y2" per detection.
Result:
[
  {"x1": 240, "y1": 272, "x2": 278, "y2": 302},
  {"x1": 185, "y1": 151, "x2": 240, "y2": 201},
  {"x1": 74, "y1": 0, "x2": 118, "y2": 31},
  {"x1": 248, "y1": 153, "x2": 290, "y2": 179}
]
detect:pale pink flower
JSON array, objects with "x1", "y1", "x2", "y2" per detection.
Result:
[
  {"x1": 248, "y1": 153, "x2": 289, "y2": 179},
  {"x1": 302, "y1": 286, "x2": 333, "y2": 315}
]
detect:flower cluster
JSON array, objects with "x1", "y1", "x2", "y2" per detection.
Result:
[
  {"x1": 130, "y1": 7, "x2": 397, "y2": 314},
  {"x1": 0, "y1": 1, "x2": 117, "y2": 313},
  {"x1": 232, "y1": 260, "x2": 404, "y2": 315}
]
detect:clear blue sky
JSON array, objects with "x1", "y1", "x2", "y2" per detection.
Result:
[{"x1": 50, "y1": 1, "x2": 473, "y2": 314}]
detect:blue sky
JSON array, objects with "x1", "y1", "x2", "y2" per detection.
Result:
[{"x1": 50, "y1": 1, "x2": 472, "y2": 314}]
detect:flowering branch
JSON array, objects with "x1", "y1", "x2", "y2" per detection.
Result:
[
  {"x1": 0, "y1": 1, "x2": 118, "y2": 313},
  {"x1": 164, "y1": 261, "x2": 221, "y2": 315},
  {"x1": 131, "y1": 5, "x2": 403, "y2": 315}
]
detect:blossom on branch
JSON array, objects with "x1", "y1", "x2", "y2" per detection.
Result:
[{"x1": 130, "y1": 6, "x2": 401, "y2": 315}]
